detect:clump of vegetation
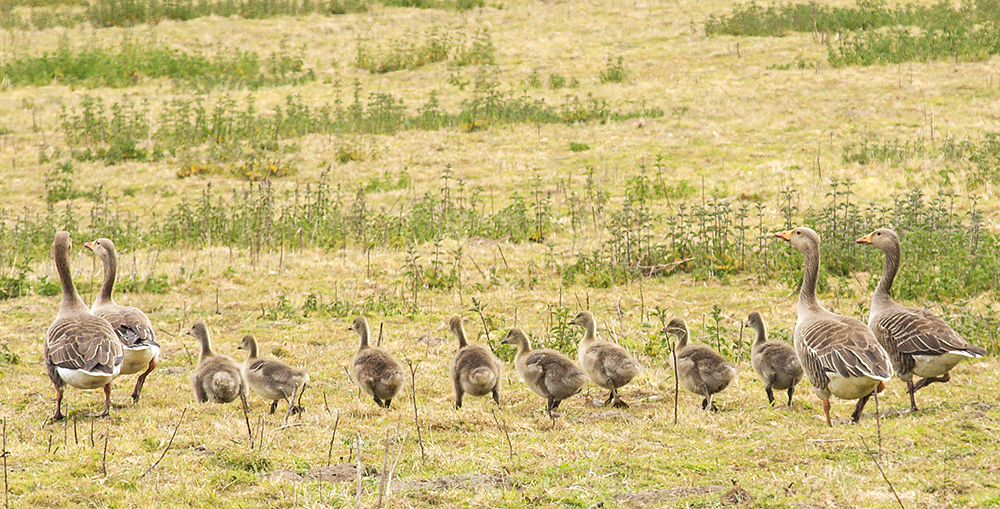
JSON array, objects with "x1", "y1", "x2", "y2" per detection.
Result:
[
  {"x1": 599, "y1": 55, "x2": 628, "y2": 83},
  {"x1": 57, "y1": 79, "x2": 662, "y2": 169},
  {"x1": 844, "y1": 131, "x2": 1000, "y2": 186},
  {"x1": 355, "y1": 27, "x2": 494, "y2": 73},
  {"x1": 0, "y1": 37, "x2": 315, "y2": 90},
  {"x1": 705, "y1": 0, "x2": 1000, "y2": 66}
]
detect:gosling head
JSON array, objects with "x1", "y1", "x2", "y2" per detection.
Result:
[
  {"x1": 349, "y1": 316, "x2": 369, "y2": 334},
  {"x1": 448, "y1": 316, "x2": 464, "y2": 336},
  {"x1": 660, "y1": 318, "x2": 688, "y2": 338},
  {"x1": 568, "y1": 310, "x2": 594, "y2": 328},
  {"x1": 187, "y1": 322, "x2": 208, "y2": 340},
  {"x1": 502, "y1": 327, "x2": 528, "y2": 346},
  {"x1": 237, "y1": 335, "x2": 255, "y2": 351},
  {"x1": 746, "y1": 311, "x2": 764, "y2": 331}
]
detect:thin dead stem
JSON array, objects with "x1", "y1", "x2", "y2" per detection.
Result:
[
  {"x1": 860, "y1": 439, "x2": 904, "y2": 509},
  {"x1": 241, "y1": 393, "x2": 253, "y2": 450},
  {"x1": 355, "y1": 433, "x2": 362, "y2": 509},
  {"x1": 490, "y1": 408, "x2": 513, "y2": 461},
  {"x1": 101, "y1": 421, "x2": 109, "y2": 476},
  {"x1": 377, "y1": 429, "x2": 390, "y2": 509},
  {"x1": 140, "y1": 407, "x2": 188, "y2": 480},
  {"x1": 407, "y1": 361, "x2": 426, "y2": 465},
  {"x1": 327, "y1": 410, "x2": 340, "y2": 467}
]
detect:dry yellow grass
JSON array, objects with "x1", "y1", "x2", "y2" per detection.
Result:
[{"x1": 0, "y1": 0, "x2": 999, "y2": 507}]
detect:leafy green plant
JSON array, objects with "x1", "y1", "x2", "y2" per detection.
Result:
[{"x1": 599, "y1": 55, "x2": 628, "y2": 84}]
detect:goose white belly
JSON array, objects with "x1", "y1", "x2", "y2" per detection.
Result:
[
  {"x1": 121, "y1": 344, "x2": 160, "y2": 375},
  {"x1": 826, "y1": 373, "x2": 881, "y2": 400},
  {"x1": 57, "y1": 367, "x2": 119, "y2": 389},
  {"x1": 912, "y1": 352, "x2": 966, "y2": 378}
]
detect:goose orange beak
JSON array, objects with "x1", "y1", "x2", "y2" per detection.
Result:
[
  {"x1": 83, "y1": 241, "x2": 96, "y2": 251},
  {"x1": 774, "y1": 230, "x2": 793, "y2": 241},
  {"x1": 856, "y1": 232, "x2": 873, "y2": 244}
]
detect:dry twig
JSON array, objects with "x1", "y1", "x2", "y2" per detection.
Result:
[
  {"x1": 140, "y1": 407, "x2": 188, "y2": 480},
  {"x1": 407, "y1": 361, "x2": 426, "y2": 465}
]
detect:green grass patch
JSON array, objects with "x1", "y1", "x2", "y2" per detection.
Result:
[{"x1": 1, "y1": 37, "x2": 315, "y2": 90}]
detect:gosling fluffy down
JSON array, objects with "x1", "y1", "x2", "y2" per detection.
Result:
[
  {"x1": 349, "y1": 316, "x2": 406, "y2": 409},
  {"x1": 662, "y1": 318, "x2": 737, "y2": 411},
  {"x1": 188, "y1": 322, "x2": 245, "y2": 404},
  {"x1": 747, "y1": 311, "x2": 803, "y2": 407},
  {"x1": 448, "y1": 316, "x2": 503, "y2": 408},
  {"x1": 569, "y1": 310, "x2": 641, "y2": 408},
  {"x1": 238, "y1": 335, "x2": 310, "y2": 424},
  {"x1": 502, "y1": 327, "x2": 588, "y2": 418}
]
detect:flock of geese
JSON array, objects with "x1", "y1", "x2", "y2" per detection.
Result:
[{"x1": 42, "y1": 226, "x2": 987, "y2": 427}]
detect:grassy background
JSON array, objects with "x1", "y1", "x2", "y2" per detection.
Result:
[{"x1": 0, "y1": 0, "x2": 998, "y2": 506}]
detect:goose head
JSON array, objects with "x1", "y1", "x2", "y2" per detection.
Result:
[
  {"x1": 774, "y1": 226, "x2": 820, "y2": 254},
  {"x1": 856, "y1": 228, "x2": 899, "y2": 251},
  {"x1": 83, "y1": 238, "x2": 116, "y2": 263}
]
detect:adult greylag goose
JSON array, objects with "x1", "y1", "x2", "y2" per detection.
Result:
[
  {"x1": 84, "y1": 238, "x2": 160, "y2": 403},
  {"x1": 502, "y1": 327, "x2": 588, "y2": 419},
  {"x1": 661, "y1": 318, "x2": 736, "y2": 411},
  {"x1": 349, "y1": 316, "x2": 405, "y2": 409},
  {"x1": 569, "y1": 310, "x2": 641, "y2": 408},
  {"x1": 44, "y1": 231, "x2": 124, "y2": 420},
  {"x1": 448, "y1": 316, "x2": 502, "y2": 408},
  {"x1": 857, "y1": 228, "x2": 986, "y2": 411},
  {"x1": 748, "y1": 311, "x2": 803, "y2": 407},
  {"x1": 238, "y1": 335, "x2": 310, "y2": 425},
  {"x1": 775, "y1": 227, "x2": 893, "y2": 425},
  {"x1": 188, "y1": 322, "x2": 245, "y2": 404}
]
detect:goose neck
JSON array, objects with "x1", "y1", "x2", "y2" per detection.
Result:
[
  {"x1": 97, "y1": 246, "x2": 117, "y2": 305},
  {"x1": 797, "y1": 242, "x2": 824, "y2": 313},
  {"x1": 875, "y1": 242, "x2": 900, "y2": 301},
  {"x1": 55, "y1": 242, "x2": 87, "y2": 314}
]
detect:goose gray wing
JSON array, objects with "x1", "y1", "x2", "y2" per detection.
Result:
[
  {"x1": 800, "y1": 315, "x2": 892, "y2": 380},
  {"x1": 877, "y1": 307, "x2": 985, "y2": 357},
  {"x1": 46, "y1": 315, "x2": 124, "y2": 374},
  {"x1": 94, "y1": 304, "x2": 157, "y2": 348}
]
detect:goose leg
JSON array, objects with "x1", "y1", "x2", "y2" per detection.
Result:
[
  {"x1": 912, "y1": 372, "x2": 950, "y2": 392},
  {"x1": 610, "y1": 387, "x2": 628, "y2": 409},
  {"x1": 786, "y1": 387, "x2": 794, "y2": 407},
  {"x1": 822, "y1": 399, "x2": 832, "y2": 427},
  {"x1": 701, "y1": 397, "x2": 709, "y2": 410},
  {"x1": 454, "y1": 377, "x2": 464, "y2": 409},
  {"x1": 603, "y1": 391, "x2": 615, "y2": 406},
  {"x1": 491, "y1": 386, "x2": 501, "y2": 408},
  {"x1": 96, "y1": 384, "x2": 113, "y2": 418},
  {"x1": 765, "y1": 386, "x2": 775, "y2": 406},
  {"x1": 906, "y1": 379, "x2": 919, "y2": 412},
  {"x1": 269, "y1": 400, "x2": 279, "y2": 414},
  {"x1": 131, "y1": 357, "x2": 157, "y2": 403},
  {"x1": 294, "y1": 382, "x2": 307, "y2": 414},
  {"x1": 851, "y1": 392, "x2": 873, "y2": 423},
  {"x1": 546, "y1": 396, "x2": 557, "y2": 423},
  {"x1": 384, "y1": 398, "x2": 392, "y2": 409},
  {"x1": 53, "y1": 386, "x2": 66, "y2": 421}
]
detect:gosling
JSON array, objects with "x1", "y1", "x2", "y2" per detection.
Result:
[
  {"x1": 449, "y1": 316, "x2": 503, "y2": 408},
  {"x1": 661, "y1": 318, "x2": 737, "y2": 411},
  {"x1": 238, "y1": 335, "x2": 310, "y2": 425},
  {"x1": 747, "y1": 311, "x2": 803, "y2": 407},
  {"x1": 349, "y1": 316, "x2": 406, "y2": 409},
  {"x1": 188, "y1": 322, "x2": 245, "y2": 404},
  {"x1": 502, "y1": 327, "x2": 588, "y2": 420},
  {"x1": 570, "y1": 310, "x2": 641, "y2": 408}
]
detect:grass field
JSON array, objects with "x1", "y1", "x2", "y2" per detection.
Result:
[{"x1": 0, "y1": 0, "x2": 999, "y2": 506}]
